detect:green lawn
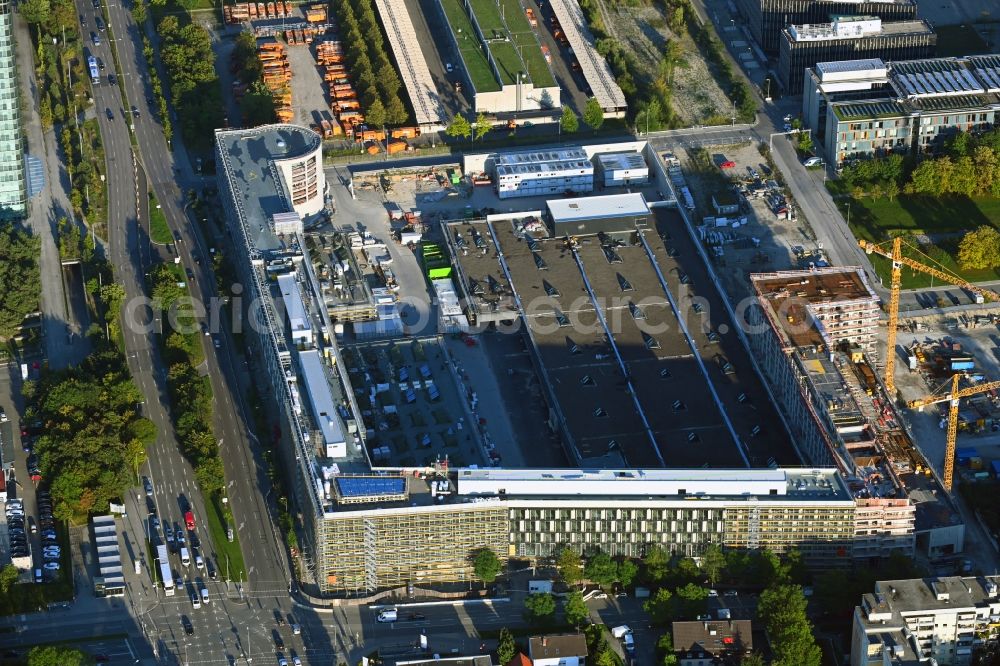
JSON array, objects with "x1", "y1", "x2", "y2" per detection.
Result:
[
  {"x1": 831, "y1": 191, "x2": 1000, "y2": 288},
  {"x1": 439, "y1": 0, "x2": 554, "y2": 91},
  {"x1": 934, "y1": 24, "x2": 989, "y2": 57},
  {"x1": 204, "y1": 493, "x2": 247, "y2": 583},
  {"x1": 440, "y1": 0, "x2": 502, "y2": 91},
  {"x1": 148, "y1": 191, "x2": 172, "y2": 244}
]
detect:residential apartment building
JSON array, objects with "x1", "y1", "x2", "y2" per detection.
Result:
[
  {"x1": 802, "y1": 55, "x2": 1000, "y2": 167},
  {"x1": 779, "y1": 17, "x2": 935, "y2": 93},
  {"x1": 0, "y1": 0, "x2": 26, "y2": 218},
  {"x1": 851, "y1": 576, "x2": 1000, "y2": 665},
  {"x1": 734, "y1": 0, "x2": 917, "y2": 53}
]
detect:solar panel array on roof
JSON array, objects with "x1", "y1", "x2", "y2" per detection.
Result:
[
  {"x1": 818, "y1": 58, "x2": 886, "y2": 75},
  {"x1": 335, "y1": 476, "x2": 406, "y2": 498},
  {"x1": 835, "y1": 99, "x2": 906, "y2": 119},
  {"x1": 892, "y1": 59, "x2": 984, "y2": 97},
  {"x1": 969, "y1": 55, "x2": 1000, "y2": 93}
]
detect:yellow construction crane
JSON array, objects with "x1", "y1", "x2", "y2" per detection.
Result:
[
  {"x1": 907, "y1": 375, "x2": 1000, "y2": 491},
  {"x1": 858, "y1": 237, "x2": 1000, "y2": 396}
]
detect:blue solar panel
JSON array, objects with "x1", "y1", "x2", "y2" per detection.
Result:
[{"x1": 336, "y1": 477, "x2": 406, "y2": 497}]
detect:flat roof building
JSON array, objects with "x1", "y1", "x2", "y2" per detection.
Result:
[
  {"x1": 547, "y1": 193, "x2": 650, "y2": 235},
  {"x1": 803, "y1": 55, "x2": 1000, "y2": 166},
  {"x1": 734, "y1": 0, "x2": 917, "y2": 53},
  {"x1": 594, "y1": 152, "x2": 649, "y2": 187},
  {"x1": 92, "y1": 516, "x2": 125, "y2": 597},
  {"x1": 779, "y1": 17, "x2": 935, "y2": 93},
  {"x1": 851, "y1": 576, "x2": 1000, "y2": 665},
  {"x1": 493, "y1": 149, "x2": 595, "y2": 199}
]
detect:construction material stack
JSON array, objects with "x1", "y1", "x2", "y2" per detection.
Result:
[
  {"x1": 316, "y1": 40, "x2": 360, "y2": 131},
  {"x1": 258, "y1": 39, "x2": 294, "y2": 122}
]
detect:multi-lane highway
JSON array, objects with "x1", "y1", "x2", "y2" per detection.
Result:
[{"x1": 72, "y1": 0, "x2": 303, "y2": 661}]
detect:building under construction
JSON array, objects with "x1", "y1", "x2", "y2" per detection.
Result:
[{"x1": 748, "y1": 268, "x2": 962, "y2": 559}]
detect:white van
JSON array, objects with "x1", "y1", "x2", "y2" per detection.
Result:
[
  {"x1": 376, "y1": 609, "x2": 397, "y2": 623},
  {"x1": 180, "y1": 547, "x2": 190, "y2": 566}
]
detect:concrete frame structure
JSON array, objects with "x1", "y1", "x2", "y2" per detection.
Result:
[
  {"x1": 0, "y1": 0, "x2": 26, "y2": 218},
  {"x1": 851, "y1": 576, "x2": 1000, "y2": 665},
  {"x1": 802, "y1": 56, "x2": 1000, "y2": 167},
  {"x1": 779, "y1": 17, "x2": 935, "y2": 93},
  {"x1": 746, "y1": 268, "x2": 964, "y2": 560},
  {"x1": 734, "y1": 0, "x2": 917, "y2": 53}
]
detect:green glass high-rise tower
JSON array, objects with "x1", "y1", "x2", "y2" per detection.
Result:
[{"x1": 0, "y1": 0, "x2": 26, "y2": 218}]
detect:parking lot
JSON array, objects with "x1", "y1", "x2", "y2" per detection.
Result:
[
  {"x1": 287, "y1": 40, "x2": 337, "y2": 130},
  {"x1": 343, "y1": 337, "x2": 486, "y2": 468},
  {"x1": 676, "y1": 140, "x2": 825, "y2": 300}
]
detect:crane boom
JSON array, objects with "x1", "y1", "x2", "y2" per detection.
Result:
[
  {"x1": 906, "y1": 375, "x2": 1000, "y2": 490},
  {"x1": 858, "y1": 238, "x2": 1000, "y2": 396}
]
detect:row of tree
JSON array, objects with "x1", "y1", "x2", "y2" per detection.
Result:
[
  {"x1": 841, "y1": 127, "x2": 1000, "y2": 200},
  {"x1": 331, "y1": 0, "x2": 408, "y2": 128},
  {"x1": 148, "y1": 264, "x2": 226, "y2": 494},
  {"x1": 157, "y1": 16, "x2": 224, "y2": 148},
  {"x1": 231, "y1": 32, "x2": 277, "y2": 127},
  {"x1": 0, "y1": 225, "x2": 41, "y2": 341}
]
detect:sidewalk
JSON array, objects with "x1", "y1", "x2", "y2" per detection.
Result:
[{"x1": 13, "y1": 13, "x2": 90, "y2": 370}]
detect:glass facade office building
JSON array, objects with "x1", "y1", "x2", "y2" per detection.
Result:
[{"x1": 0, "y1": 0, "x2": 26, "y2": 218}]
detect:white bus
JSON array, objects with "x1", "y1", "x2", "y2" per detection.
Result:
[{"x1": 156, "y1": 544, "x2": 175, "y2": 596}]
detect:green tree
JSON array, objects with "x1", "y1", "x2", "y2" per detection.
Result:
[
  {"x1": 584, "y1": 551, "x2": 618, "y2": 587},
  {"x1": 446, "y1": 114, "x2": 472, "y2": 141},
  {"x1": 700, "y1": 544, "x2": 725, "y2": 586},
  {"x1": 561, "y1": 105, "x2": 579, "y2": 133},
  {"x1": 656, "y1": 633, "x2": 678, "y2": 666},
  {"x1": 643, "y1": 545, "x2": 671, "y2": 583},
  {"x1": 617, "y1": 559, "x2": 638, "y2": 588},
  {"x1": 0, "y1": 226, "x2": 41, "y2": 340},
  {"x1": 668, "y1": 5, "x2": 684, "y2": 32},
  {"x1": 20, "y1": 0, "x2": 51, "y2": 24},
  {"x1": 958, "y1": 225, "x2": 1000, "y2": 270},
  {"x1": 564, "y1": 589, "x2": 589, "y2": 627},
  {"x1": 557, "y1": 547, "x2": 583, "y2": 587},
  {"x1": 675, "y1": 582, "x2": 709, "y2": 618},
  {"x1": 0, "y1": 564, "x2": 19, "y2": 594},
  {"x1": 583, "y1": 97, "x2": 605, "y2": 130},
  {"x1": 131, "y1": 0, "x2": 147, "y2": 24},
  {"x1": 27, "y1": 645, "x2": 93, "y2": 666},
  {"x1": 473, "y1": 113, "x2": 492, "y2": 141},
  {"x1": 759, "y1": 584, "x2": 822, "y2": 666},
  {"x1": 524, "y1": 592, "x2": 557, "y2": 623},
  {"x1": 496, "y1": 627, "x2": 517, "y2": 665},
  {"x1": 644, "y1": 587, "x2": 674, "y2": 624},
  {"x1": 471, "y1": 547, "x2": 502, "y2": 584},
  {"x1": 884, "y1": 180, "x2": 900, "y2": 202},
  {"x1": 241, "y1": 80, "x2": 277, "y2": 127}
]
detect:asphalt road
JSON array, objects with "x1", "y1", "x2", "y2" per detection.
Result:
[{"x1": 68, "y1": 0, "x2": 297, "y2": 662}]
